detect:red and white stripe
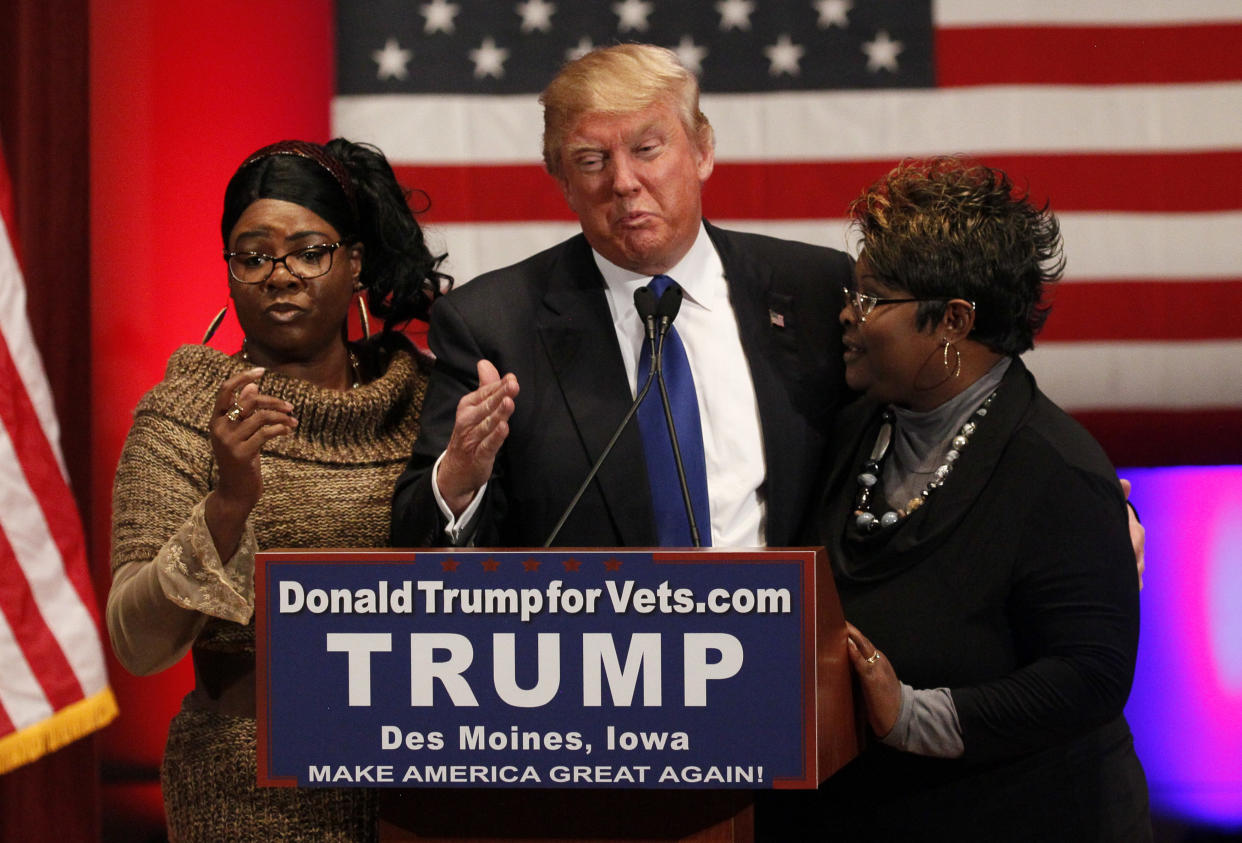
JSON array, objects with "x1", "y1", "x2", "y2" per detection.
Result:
[
  {"x1": 0, "y1": 146, "x2": 116, "y2": 773},
  {"x1": 333, "y1": 2, "x2": 1242, "y2": 457}
]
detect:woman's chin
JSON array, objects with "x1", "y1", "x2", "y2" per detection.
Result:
[{"x1": 843, "y1": 366, "x2": 870, "y2": 396}]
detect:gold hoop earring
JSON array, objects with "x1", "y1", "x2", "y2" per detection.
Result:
[
  {"x1": 201, "y1": 304, "x2": 228, "y2": 344},
  {"x1": 356, "y1": 292, "x2": 372, "y2": 339},
  {"x1": 943, "y1": 339, "x2": 962, "y2": 379}
]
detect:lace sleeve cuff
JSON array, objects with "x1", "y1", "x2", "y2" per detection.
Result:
[{"x1": 153, "y1": 498, "x2": 256, "y2": 623}]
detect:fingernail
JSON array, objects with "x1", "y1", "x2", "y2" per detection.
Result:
[{"x1": 248, "y1": 366, "x2": 265, "y2": 376}]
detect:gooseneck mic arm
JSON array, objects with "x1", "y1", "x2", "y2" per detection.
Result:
[
  {"x1": 542, "y1": 287, "x2": 660, "y2": 547},
  {"x1": 650, "y1": 284, "x2": 702, "y2": 547}
]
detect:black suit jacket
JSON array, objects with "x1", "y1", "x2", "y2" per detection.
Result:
[{"x1": 391, "y1": 222, "x2": 852, "y2": 548}]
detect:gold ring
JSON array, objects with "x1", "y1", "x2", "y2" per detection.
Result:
[
  {"x1": 865, "y1": 650, "x2": 882, "y2": 665},
  {"x1": 225, "y1": 403, "x2": 243, "y2": 422}
]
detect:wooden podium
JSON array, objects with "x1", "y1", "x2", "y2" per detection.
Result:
[
  {"x1": 255, "y1": 547, "x2": 858, "y2": 843},
  {"x1": 379, "y1": 789, "x2": 755, "y2": 841}
]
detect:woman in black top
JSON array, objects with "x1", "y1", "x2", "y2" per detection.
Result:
[{"x1": 807, "y1": 156, "x2": 1150, "y2": 841}]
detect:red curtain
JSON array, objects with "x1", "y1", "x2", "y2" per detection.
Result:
[
  {"x1": 0, "y1": 1, "x2": 96, "y2": 840},
  {"x1": 3, "y1": 1, "x2": 331, "y2": 839}
]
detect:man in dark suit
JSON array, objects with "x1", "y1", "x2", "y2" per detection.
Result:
[{"x1": 391, "y1": 43, "x2": 847, "y2": 549}]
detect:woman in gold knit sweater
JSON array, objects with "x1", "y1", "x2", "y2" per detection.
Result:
[{"x1": 107, "y1": 139, "x2": 450, "y2": 842}]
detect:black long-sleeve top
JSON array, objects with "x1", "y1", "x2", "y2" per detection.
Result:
[{"x1": 795, "y1": 358, "x2": 1151, "y2": 841}]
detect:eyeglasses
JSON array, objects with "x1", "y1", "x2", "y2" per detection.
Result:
[
  {"x1": 223, "y1": 242, "x2": 346, "y2": 285},
  {"x1": 841, "y1": 286, "x2": 971, "y2": 324}
]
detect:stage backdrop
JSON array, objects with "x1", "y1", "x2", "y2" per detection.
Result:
[
  {"x1": 88, "y1": 0, "x2": 1242, "y2": 838},
  {"x1": 333, "y1": 0, "x2": 1242, "y2": 467}
]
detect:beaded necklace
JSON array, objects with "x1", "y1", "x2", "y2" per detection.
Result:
[{"x1": 853, "y1": 390, "x2": 997, "y2": 532}]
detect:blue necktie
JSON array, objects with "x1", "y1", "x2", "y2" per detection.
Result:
[{"x1": 636, "y1": 275, "x2": 712, "y2": 546}]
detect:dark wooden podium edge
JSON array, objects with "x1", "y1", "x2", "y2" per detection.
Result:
[{"x1": 378, "y1": 788, "x2": 754, "y2": 842}]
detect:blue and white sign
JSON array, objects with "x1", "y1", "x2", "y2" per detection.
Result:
[{"x1": 256, "y1": 549, "x2": 840, "y2": 789}]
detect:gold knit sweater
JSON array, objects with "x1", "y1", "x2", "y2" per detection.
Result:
[
  {"x1": 107, "y1": 339, "x2": 427, "y2": 842},
  {"x1": 109, "y1": 339, "x2": 427, "y2": 673}
]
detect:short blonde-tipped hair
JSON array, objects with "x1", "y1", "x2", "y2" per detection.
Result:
[
  {"x1": 540, "y1": 43, "x2": 715, "y2": 178},
  {"x1": 849, "y1": 156, "x2": 1064, "y2": 355}
]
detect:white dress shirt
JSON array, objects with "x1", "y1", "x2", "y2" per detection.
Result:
[{"x1": 594, "y1": 223, "x2": 767, "y2": 548}]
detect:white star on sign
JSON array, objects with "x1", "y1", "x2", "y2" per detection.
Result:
[
  {"x1": 612, "y1": 0, "x2": 653, "y2": 33},
  {"x1": 421, "y1": 0, "x2": 460, "y2": 34},
  {"x1": 715, "y1": 0, "x2": 754, "y2": 31},
  {"x1": 672, "y1": 35, "x2": 708, "y2": 75},
  {"x1": 566, "y1": 35, "x2": 596, "y2": 61},
  {"x1": 862, "y1": 29, "x2": 903, "y2": 73},
  {"x1": 814, "y1": 0, "x2": 852, "y2": 29},
  {"x1": 517, "y1": 0, "x2": 556, "y2": 33},
  {"x1": 372, "y1": 38, "x2": 412, "y2": 81},
  {"x1": 764, "y1": 34, "x2": 805, "y2": 76},
  {"x1": 469, "y1": 37, "x2": 510, "y2": 78}
]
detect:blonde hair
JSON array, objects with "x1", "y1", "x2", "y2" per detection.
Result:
[{"x1": 540, "y1": 43, "x2": 714, "y2": 177}]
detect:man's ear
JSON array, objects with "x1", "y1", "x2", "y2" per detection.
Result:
[{"x1": 696, "y1": 136, "x2": 715, "y2": 184}]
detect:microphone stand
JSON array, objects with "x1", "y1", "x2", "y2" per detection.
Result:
[
  {"x1": 650, "y1": 284, "x2": 702, "y2": 547},
  {"x1": 542, "y1": 287, "x2": 660, "y2": 547}
]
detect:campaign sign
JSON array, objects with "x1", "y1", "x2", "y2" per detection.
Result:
[{"x1": 256, "y1": 548, "x2": 844, "y2": 790}]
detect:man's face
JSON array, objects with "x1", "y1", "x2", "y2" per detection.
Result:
[{"x1": 556, "y1": 99, "x2": 714, "y2": 276}]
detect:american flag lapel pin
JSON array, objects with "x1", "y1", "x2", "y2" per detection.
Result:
[{"x1": 768, "y1": 309, "x2": 786, "y2": 328}]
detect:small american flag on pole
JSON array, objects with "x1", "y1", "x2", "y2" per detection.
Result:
[
  {"x1": 333, "y1": 0, "x2": 1242, "y2": 464},
  {"x1": 0, "y1": 141, "x2": 117, "y2": 774}
]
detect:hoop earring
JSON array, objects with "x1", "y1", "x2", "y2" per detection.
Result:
[
  {"x1": 942, "y1": 339, "x2": 962, "y2": 379},
  {"x1": 356, "y1": 291, "x2": 372, "y2": 339},
  {"x1": 201, "y1": 304, "x2": 228, "y2": 344}
]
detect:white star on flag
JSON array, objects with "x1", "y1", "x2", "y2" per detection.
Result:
[
  {"x1": 764, "y1": 34, "x2": 804, "y2": 76},
  {"x1": 516, "y1": 0, "x2": 556, "y2": 34},
  {"x1": 421, "y1": 0, "x2": 460, "y2": 34},
  {"x1": 716, "y1": 0, "x2": 755, "y2": 31},
  {"x1": 815, "y1": 0, "x2": 852, "y2": 29},
  {"x1": 469, "y1": 36, "x2": 510, "y2": 78},
  {"x1": 673, "y1": 35, "x2": 708, "y2": 75},
  {"x1": 333, "y1": 3, "x2": 1242, "y2": 458},
  {"x1": 566, "y1": 36, "x2": 596, "y2": 61},
  {"x1": 372, "y1": 38, "x2": 412, "y2": 80},
  {"x1": 862, "y1": 29, "x2": 903, "y2": 73},
  {"x1": 612, "y1": 0, "x2": 653, "y2": 33}
]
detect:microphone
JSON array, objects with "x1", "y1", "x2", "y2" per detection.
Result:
[
  {"x1": 635, "y1": 285, "x2": 658, "y2": 347},
  {"x1": 542, "y1": 286, "x2": 660, "y2": 546},
  {"x1": 649, "y1": 284, "x2": 703, "y2": 547}
]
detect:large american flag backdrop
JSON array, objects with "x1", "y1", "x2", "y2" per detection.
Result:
[{"x1": 333, "y1": 0, "x2": 1242, "y2": 467}]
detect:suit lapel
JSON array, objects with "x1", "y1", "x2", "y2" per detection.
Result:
[
  {"x1": 535, "y1": 238, "x2": 656, "y2": 546},
  {"x1": 708, "y1": 224, "x2": 812, "y2": 546}
]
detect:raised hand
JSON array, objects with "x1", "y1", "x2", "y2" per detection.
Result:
[
  {"x1": 205, "y1": 367, "x2": 297, "y2": 558},
  {"x1": 436, "y1": 359, "x2": 520, "y2": 516}
]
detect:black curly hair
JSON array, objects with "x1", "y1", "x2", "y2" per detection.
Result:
[
  {"x1": 849, "y1": 155, "x2": 1064, "y2": 355},
  {"x1": 221, "y1": 138, "x2": 451, "y2": 329}
]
